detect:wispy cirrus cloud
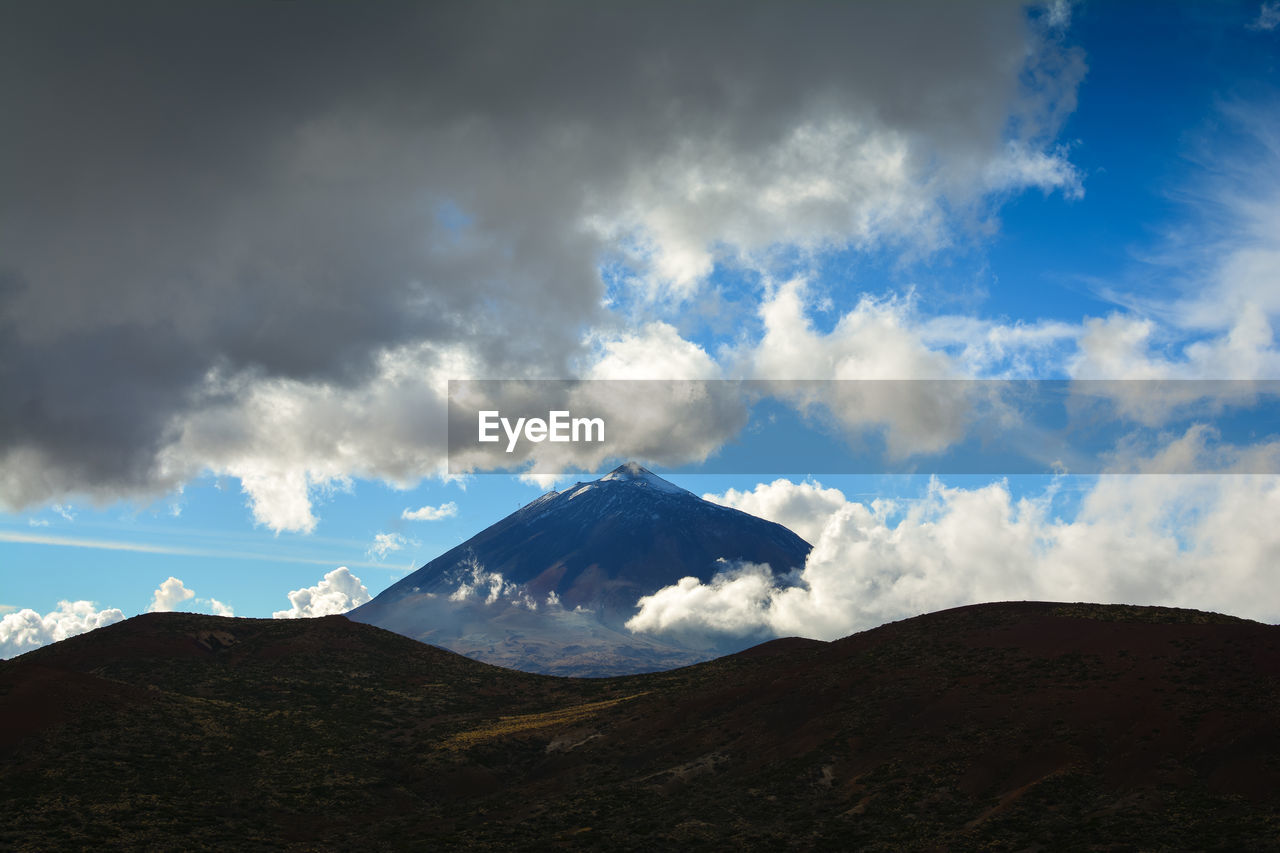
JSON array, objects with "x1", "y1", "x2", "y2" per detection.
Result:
[
  {"x1": 0, "y1": 529, "x2": 394, "y2": 571},
  {"x1": 1249, "y1": 2, "x2": 1280, "y2": 31}
]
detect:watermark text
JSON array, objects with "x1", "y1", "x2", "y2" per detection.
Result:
[{"x1": 478, "y1": 410, "x2": 606, "y2": 453}]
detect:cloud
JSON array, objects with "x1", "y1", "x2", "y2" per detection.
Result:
[
  {"x1": 0, "y1": 1, "x2": 1085, "y2": 525},
  {"x1": 27, "y1": 518, "x2": 49, "y2": 527},
  {"x1": 457, "y1": 285, "x2": 1014, "y2": 477},
  {"x1": 0, "y1": 529, "x2": 391, "y2": 571},
  {"x1": 1068, "y1": 108, "x2": 1280, "y2": 384},
  {"x1": 743, "y1": 280, "x2": 955, "y2": 381},
  {"x1": 623, "y1": 563, "x2": 781, "y2": 644},
  {"x1": 1250, "y1": 2, "x2": 1280, "y2": 30},
  {"x1": 1069, "y1": 309, "x2": 1280, "y2": 381},
  {"x1": 630, "y1": 460, "x2": 1280, "y2": 643},
  {"x1": 740, "y1": 282, "x2": 980, "y2": 458},
  {"x1": 586, "y1": 322, "x2": 721, "y2": 381},
  {"x1": 368, "y1": 532, "x2": 416, "y2": 560},
  {"x1": 704, "y1": 479, "x2": 849, "y2": 545},
  {"x1": 450, "y1": 346, "x2": 750, "y2": 479},
  {"x1": 1044, "y1": 0, "x2": 1074, "y2": 30},
  {"x1": 273, "y1": 567, "x2": 371, "y2": 619},
  {"x1": 207, "y1": 598, "x2": 234, "y2": 618},
  {"x1": 0, "y1": 600, "x2": 125, "y2": 659},
  {"x1": 1, "y1": 2, "x2": 1266, "y2": 539},
  {"x1": 719, "y1": 108, "x2": 1280, "y2": 396},
  {"x1": 158, "y1": 342, "x2": 462, "y2": 533},
  {"x1": 147, "y1": 576, "x2": 234, "y2": 616},
  {"x1": 446, "y1": 554, "x2": 539, "y2": 610},
  {"x1": 402, "y1": 502, "x2": 458, "y2": 522},
  {"x1": 983, "y1": 141, "x2": 1083, "y2": 200},
  {"x1": 1099, "y1": 423, "x2": 1280, "y2": 475},
  {"x1": 148, "y1": 576, "x2": 196, "y2": 612}
]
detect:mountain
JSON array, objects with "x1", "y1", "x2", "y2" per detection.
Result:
[
  {"x1": 3, "y1": 602, "x2": 1278, "y2": 850},
  {"x1": 347, "y1": 462, "x2": 813, "y2": 675}
]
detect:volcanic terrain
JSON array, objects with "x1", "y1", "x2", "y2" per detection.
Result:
[{"x1": 2, "y1": 601, "x2": 1278, "y2": 850}]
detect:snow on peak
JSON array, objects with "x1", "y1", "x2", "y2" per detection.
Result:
[{"x1": 597, "y1": 462, "x2": 691, "y2": 495}]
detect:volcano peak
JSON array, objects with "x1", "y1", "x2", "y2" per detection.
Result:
[{"x1": 597, "y1": 462, "x2": 690, "y2": 494}]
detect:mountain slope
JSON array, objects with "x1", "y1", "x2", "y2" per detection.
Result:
[
  {"x1": 348, "y1": 463, "x2": 812, "y2": 675},
  {"x1": 3, "y1": 602, "x2": 1279, "y2": 850}
]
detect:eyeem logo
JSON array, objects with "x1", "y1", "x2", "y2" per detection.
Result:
[{"x1": 478, "y1": 410, "x2": 605, "y2": 453}]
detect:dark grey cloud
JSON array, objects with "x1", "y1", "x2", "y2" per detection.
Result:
[{"x1": 0, "y1": 1, "x2": 1078, "y2": 516}]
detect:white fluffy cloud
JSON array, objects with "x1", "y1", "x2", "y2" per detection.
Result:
[
  {"x1": 745, "y1": 281, "x2": 954, "y2": 381},
  {"x1": 273, "y1": 567, "x2": 372, "y2": 619},
  {"x1": 704, "y1": 479, "x2": 850, "y2": 545},
  {"x1": 207, "y1": 598, "x2": 234, "y2": 617},
  {"x1": 598, "y1": 37, "x2": 1083, "y2": 301},
  {"x1": 0, "y1": 578, "x2": 238, "y2": 659},
  {"x1": 740, "y1": 282, "x2": 984, "y2": 458},
  {"x1": 402, "y1": 502, "x2": 458, "y2": 521},
  {"x1": 586, "y1": 322, "x2": 721, "y2": 381},
  {"x1": 147, "y1": 576, "x2": 235, "y2": 616},
  {"x1": 0, "y1": 600, "x2": 125, "y2": 659},
  {"x1": 629, "y1": 464, "x2": 1280, "y2": 643},
  {"x1": 1069, "y1": 309, "x2": 1280, "y2": 381},
  {"x1": 148, "y1": 576, "x2": 196, "y2": 612},
  {"x1": 159, "y1": 342, "x2": 469, "y2": 533},
  {"x1": 603, "y1": 120, "x2": 952, "y2": 298}
]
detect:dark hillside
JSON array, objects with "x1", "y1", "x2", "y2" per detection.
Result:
[{"x1": 2, "y1": 602, "x2": 1278, "y2": 850}]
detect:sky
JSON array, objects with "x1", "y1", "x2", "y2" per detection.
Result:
[{"x1": 3, "y1": 0, "x2": 1280, "y2": 657}]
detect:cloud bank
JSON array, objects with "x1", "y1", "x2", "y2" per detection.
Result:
[
  {"x1": 7, "y1": 2, "x2": 1276, "y2": 540},
  {"x1": 630, "y1": 463, "x2": 1280, "y2": 643},
  {"x1": 0, "y1": 1, "x2": 1085, "y2": 531}
]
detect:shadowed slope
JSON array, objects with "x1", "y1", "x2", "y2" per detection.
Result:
[{"x1": 3, "y1": 602, "x2": 1279, "y2": 850}]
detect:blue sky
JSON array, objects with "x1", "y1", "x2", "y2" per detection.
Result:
[{"x1": 3, "y1": 1, "x2": 1280, "y2": 654}]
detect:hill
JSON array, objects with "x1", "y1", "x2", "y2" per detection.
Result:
[{"x1": 2, "y1": 602, "x2": 1278, "y2": 850}]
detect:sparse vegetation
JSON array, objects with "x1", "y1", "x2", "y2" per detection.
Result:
[
  {"x1": 2, "y1": 603, "x2": 1278, "y2": 850},
  {"x1": 440, "y1": 693, "x2": 647, "y2": 750}
]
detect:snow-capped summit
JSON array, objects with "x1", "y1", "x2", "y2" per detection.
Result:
[
  {"x1": 597, "y1": 462, "x2": 692, "y2": 495},
  {"x1": 348, "y1": 462, "x2": 812, "y2": 676}
]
